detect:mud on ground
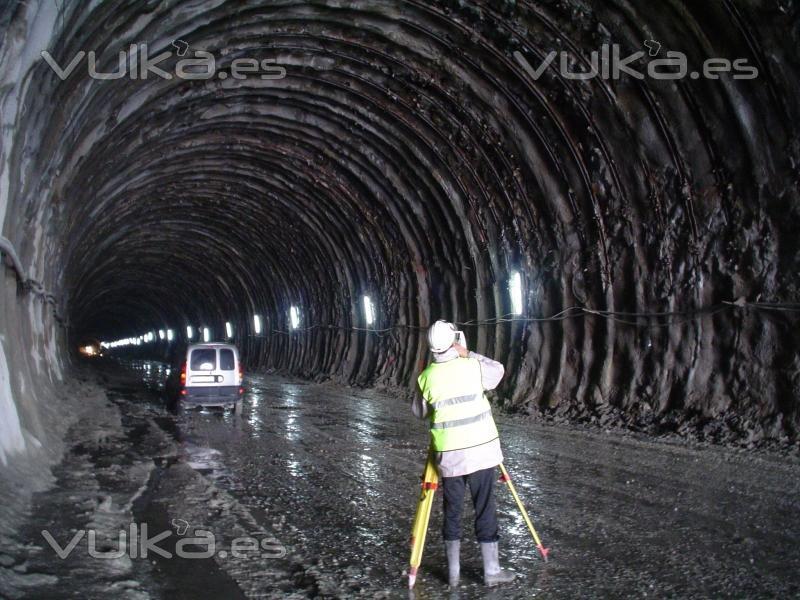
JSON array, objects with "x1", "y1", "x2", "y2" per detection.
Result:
[{"x1": 6, "y1": 360, "x2": 800, "y2": 599}]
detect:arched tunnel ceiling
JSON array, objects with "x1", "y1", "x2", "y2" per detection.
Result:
[{"x1": 4, "y1": 1, "x2": 800, "y2": 436}]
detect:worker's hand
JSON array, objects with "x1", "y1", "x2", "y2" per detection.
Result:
[{"x1": 453, "y1": 343, "x2": 469, "y2": 358}]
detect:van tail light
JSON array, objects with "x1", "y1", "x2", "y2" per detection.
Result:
[
  {"x1": 239, "y1": 387, "x2": 244, "y2": 395},
  {"x1": 180, "y1": 361, "x2": 186, "y2": 385},
  {"x1": 239, "y1": 365, "x2": 244, "y2": 383},
  {"x1": 180, "y1": 389, "x2": 187, "y2": 396}
]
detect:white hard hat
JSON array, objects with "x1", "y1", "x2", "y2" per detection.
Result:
[{"x1": 427, "y1": 320, "x2": 456, "y2": 353}]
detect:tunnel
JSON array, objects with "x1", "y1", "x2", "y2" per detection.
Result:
[{"x1": 0, "y1": 1, "x2": 799, "y2": 597}]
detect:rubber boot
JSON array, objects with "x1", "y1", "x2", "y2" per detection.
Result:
[
  {"x1": 480, "y1": 542, "x2": 515, "y2": 586},
  {"x1": 445, "y1": 540, "x2": 460, "y2": 587}
]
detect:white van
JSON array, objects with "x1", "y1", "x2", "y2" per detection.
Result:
[{"x1": 180, "y1": 343, "x2": 243, "y2": 408}]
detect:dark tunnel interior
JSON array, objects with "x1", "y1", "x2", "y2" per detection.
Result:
[
  {"x1": 41, "y1": 0, "x2": 800, "y2": 428},
  {"x1": 2, "y1": 0, "x2": 799, "y2": 442},
  {"x1": 0, "y1": 0, "x2": 800, "y2": 594}
]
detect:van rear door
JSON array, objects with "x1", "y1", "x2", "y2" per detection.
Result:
[
  {"x1": 218, "y1": 347, "x2": 238, "y2": 387},
  {"x1": 189, "y1": 347, "x2": 217, "y2": 385}
]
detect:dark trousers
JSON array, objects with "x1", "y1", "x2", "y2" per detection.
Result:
[{"x1": 442, "y1": 466, "x2": 499, "y2": 543}]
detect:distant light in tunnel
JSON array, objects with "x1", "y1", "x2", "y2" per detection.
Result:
[
  {"x1": 253, "y1": 314, "x2": 262, "y2": 334},
  {"x1": 290, "y1": 306, "x2": 300, "y2": 330},
  {"x1": 158, "y1": 329, "x2": 165, "y2": 340},
  {"x1": 203, "y1": 327, "x2": 211, "y2": 342},
  {"x1": 509, "y1": 271, "x2": 523, "y2": 315},
  {"x1": 187, "y1": 325, "x2": 194, "y2": 340},
  {"x1": 225, "y1": 321, "x2": 233, "y2": 338},
  {"x1": 363, "y1": 295, "x2": 376, "y2": 326},
  {"x1": 166, "y1": 329, "x2": 174, "y2": 341}
]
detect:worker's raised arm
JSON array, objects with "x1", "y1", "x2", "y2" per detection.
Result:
[
  {"x1": 468, "y1": 351, "x2": 505, "y2": 390},
  {"x1": 411, "y1": 393, "x2": 429, "y2": 419}
]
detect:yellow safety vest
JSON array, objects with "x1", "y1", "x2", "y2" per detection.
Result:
[{"x1": 417, "y1": 357, "x2": 499, "y2": 452}]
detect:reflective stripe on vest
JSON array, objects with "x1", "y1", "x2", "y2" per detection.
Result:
[{"x1": 417, "y1": 357, "x2": 499, "y2": 452}]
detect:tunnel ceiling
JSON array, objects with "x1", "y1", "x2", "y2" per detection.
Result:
[{"x1": 3, "y1": 0, "x2": 800, "y2": 438}]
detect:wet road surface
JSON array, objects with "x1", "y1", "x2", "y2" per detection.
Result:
[{"x1": 14, "y1": 360, "x2": 800, "y2": 598}]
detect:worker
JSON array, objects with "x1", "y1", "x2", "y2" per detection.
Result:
[{"x1": 412, "y1": 319, "x2": 516, "y2": 588}]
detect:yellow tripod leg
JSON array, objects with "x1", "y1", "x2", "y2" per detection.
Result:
[
  {"x1": 408, "y1": 449, "x2": 439, "y2": 589},
  {"x1": 499, "y1": 463, "x2": 550, "y2": 562}
]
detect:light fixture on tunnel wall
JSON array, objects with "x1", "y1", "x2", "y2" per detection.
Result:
[
  {"x1": 166, "y1": 329, "x2": 174, "y2": 342},
  {"x1": 186, "y1": 325, "x2": 194, "y2": 340},
  {"x1": 509, "y1": 271, "x2": 524, "y2": 315},
  {"x1": 203, "y1": 327, "x2": 211, "y2": 342},
  {"x1": 290, "y1": 306, "x2": 300, "y2": 330},
  {"x1": 158, "y1": 329, "x2": 165, "y2": 340},
  {"x1": 363, "y1": 295, "x2": 376, "y2": 326},
  {"x1": 225, "y1": 321, "x2": 233, "y2": 338},
  {"x1": 254, "y1": 314, "x2": 262, "y2": 334}
]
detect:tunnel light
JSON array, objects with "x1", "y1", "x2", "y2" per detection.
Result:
[
  {"x1": 225, "y1": 321, "x2": 233, "y2": 338},
  {"x1": 363, "y1": 295, "x2": 376, "y2": 326},
  {"x1": 102, "y1": 335, "x2": 152, "y2": 348},
  {"x1": 203, "y1": 327, "x2": 211, "y2": 342},
  {"x1": 158, "y1": 329, "x2": 165, "y2": 340},
  {"x1": 187, "y1": 325, "x2": 194, "y2": 340},
  {"x1": 166, "y1": 328, "x2": 174, "y2": 342},
  {"x1": 509, "y1": 271, "x2": 524, "y2": 315},
  {"x1": 253, "y1": 314, "x2": 262, "y2": 334},
  {"x1": 290, "y1": 306, "x2": 300, "y2": 330}
]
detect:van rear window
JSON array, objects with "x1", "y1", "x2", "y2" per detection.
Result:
[
  {"x1": 190, "y1": 349, "x2": 216, "y2": 370},
  {"x1": 219, "y1": 349, "x2": 235, "y2": 370}
]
